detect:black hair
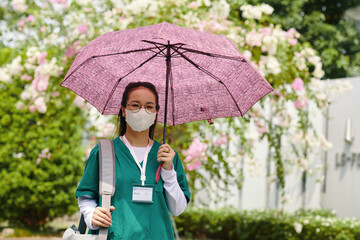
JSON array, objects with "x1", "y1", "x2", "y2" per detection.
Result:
[{"x1": 117, "y1": 82, "x2": 160, "y2": 139}]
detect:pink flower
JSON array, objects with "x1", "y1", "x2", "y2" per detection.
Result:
[
  {"x1": 65, "y1": 46, "x2": 76, "y2": 58},
  {"x1": 40, "y1": 26, "x2": 46, "y2": 33},
  {"x1": 245, "y1": 30, "x2": 263, "y2": 47},
  {"x1": 48, "y1": 0, "x2": 67, "y2": 5},
  {"x1": 214, "y1": 133, "x2": 228, "y2": 147},
  {"x1": 26, "y1": 15, "x2": 35, "y2": 23},
  {"x1": 186, "y1": 160, "x2": 202, "y2": 171},
  {"x1": 31, "y1": 71, "x2": 49, "y2": 92},
  {"x1": 184, "y1": 138, "x2": 207, "y2": 162},
  {"x1": 188, "y1": 1, "x2": 198, "y2": 9},
  {"x1": 36, "y1": 158, "x2": 41, "y2": 165},
  {"x1": 289, "y1": 39, "x2": 297, "y2": 46},
  {"x1": 17, "y1": 20, "x2": 25, "y2": 27},
  {"x1": 291, "y1": 78, "x2": 304, "y2": 91},
  {"x1": 261, "y1": 27, "x2": 272, "y2": 36},
  {"x1": 34, "y1": 97, "x2": 47, "y2": 113},
  {"x1": 294, "y1": 97, "x2": 308, "y2": 109},
  {"x1": 77, "y1": 23, "x2": 88, "y2": 35},
  {"x1": 21, "y1": 74, "x2": 32, "y2": 81},
  {"x1": 51, "y1": 91, "x2": 60, "y2": 97},
  {"x1": 65, "y1": 41, "x2": 80, "y2": 58},
  {"x1": 286, "y1": 28, "x2": 297, "y2": 38},
  {"x1": 37, "y1": 52, "x2": 47, "y2": 64},
  {"x1": 29, "y1": 105, "x2": 36, "y2": 113}
]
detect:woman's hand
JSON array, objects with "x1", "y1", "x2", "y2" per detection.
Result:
[
  {"x1": 157, "y1": 143, "x2": 175, "y2": 170},
  {"x1": 92, "y1": 206, "x2": 115, "y2": 228}
]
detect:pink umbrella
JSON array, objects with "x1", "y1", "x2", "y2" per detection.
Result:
[{"x1": 61, "y1": 22, "x2": 273, "y2": 179}]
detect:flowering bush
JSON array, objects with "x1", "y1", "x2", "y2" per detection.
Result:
[
  {"x1": 0, "y1": 0, "x2": 354, "y2": 228},
  {"x1": 175, "y1": 1, "x2": 353, "y2": 204},
  {"x1": 0, "y1": 49, "x2": 87, "y2": 229}
]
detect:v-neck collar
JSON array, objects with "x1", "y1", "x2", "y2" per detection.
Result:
[{"x1": 113, "y1": 137, "x2": 160, "y2": 165}]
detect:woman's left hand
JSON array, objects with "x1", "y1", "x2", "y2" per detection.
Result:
[{"x1": 157, "y1": 143, "x2": 175, "y2": 170}]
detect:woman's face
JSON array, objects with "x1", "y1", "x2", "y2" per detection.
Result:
[{"x1": 122, "y1": 86, "x2": 157, "y2": 118}]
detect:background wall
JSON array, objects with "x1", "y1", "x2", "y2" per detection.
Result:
[{"x1": 195, "y1": 77, "x2": 359, "y2": 218}]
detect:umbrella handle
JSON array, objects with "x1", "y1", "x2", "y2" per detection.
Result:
[{"x1": 155, "y1": 163, "x2": 163, "y2": 183}]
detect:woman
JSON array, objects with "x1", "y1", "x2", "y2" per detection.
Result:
[{"x1": 76, "y1": 82, "x2": 191, "y2": 239}]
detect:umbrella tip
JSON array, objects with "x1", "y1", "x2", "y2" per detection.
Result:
[{"x1": 207, "y1": 119, "x2": 214, "y2": 125}]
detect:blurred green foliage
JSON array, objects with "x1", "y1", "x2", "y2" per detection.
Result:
[
  {"x1": 233, "y1": 0, "x2": 360, "y2": 79},
  {"x1": 175, "y1": 207, "x2": 360, "y2": 240},
  {"x1": 0, "y1": 58, "x2": 86, "y2": 230}
]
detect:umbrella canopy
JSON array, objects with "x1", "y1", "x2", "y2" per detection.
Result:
[{"x1": 61, "y1": 22, "x2": 273, "y2": 126}]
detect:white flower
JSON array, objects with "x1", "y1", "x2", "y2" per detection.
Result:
[
  {"x1": 124, "y1": 0, "x2": 158, "y2": 17},
  {"x1": 13, "y1": 152, "x2": 25, "y2": 158},
  {"x1": 303, "y1": 47, "x2": 316, "y2": 57},
  {"x1": 97, "y1": 123, "x2": 116, "y2": 138},
  {"x1": 293, "y1": 222, "x2": 303, "y2": 233},
  {"x1": 262, "y1": 35, "x2": 278, "y2": 55},
  {"x1": 245, "y1": 126, "x2": 259, "y2": 141},
  {"x1": 265, "y1": 56, "x2": 281, "y2": 75},
  {"x1": 272, "y1": 28, "x2": 286, "y2": 41},
  {"x1": 260, "y1": 3, "x2": 274, "y2": 15},
  {"x1": 20, "y1": 85, "x2": 38, "y2": 101},
  {"x1": 0, "y1": 68, "x2": 11, "y2": 83},
  {"x1": 309, "y1": 78, "x2": 323, "y2": 90},
  {"x1": 313, "y1": 63, "x2": 325, "y2": 79},
  {"x1": 77, "y1": 0, "x2": 91, "y2": 6},
  {"x1": 203, "y1": 0, "x2": 211, "y2": 7},
  {"x1": 308, "y1": 56, "x2": 321, "y2": 65},
  {"x1": 243, "y1": 50, "x2": 252, "y2": 61},
  {"x1": 12, "y1": 0, "x2": 28, "y2": 12},
  {"x1": 182, "y1": 11, "x2": 200, "y2": 26},
  {"x1": 15, "y1": 101, "x2": 25, "y2": 110},
  {"x1": 293, "y1": 54, "x2": 307, "y2": 71},
  {"x1": 8, "y1": 56, "x2": 24, "y2": 76},
  {"x1": 241, "y1": 5, "x2": 262, "y2": 20},
  {"x1": 208, "y1": 0, "x2": 230, "y2": 20},
  {"x1": 240, "y1": 4, "x2": 273, "y2": 20}
]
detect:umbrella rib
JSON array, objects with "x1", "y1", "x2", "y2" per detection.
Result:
[
  {"x1": 170, "y1": 44, "x2": 185, "y2": 57},
  {"x1": 62, "y1": 47, "x2": 160, "y2": 83},
  {"x1": 152, "y1": 43, "x2": 167, "y2": 57},
  {"x1": 101, "y1": 50, "x2": 163, "y2": 113},
  {"x1": 91, "y1": 46, "x2": 160, "y2": 59},
  {"x1": 179, "y1": 47, "x2": 246, "y2": 62},
  {"x1": 171, "y1": 46, "x2": 243, "y2": 116}
]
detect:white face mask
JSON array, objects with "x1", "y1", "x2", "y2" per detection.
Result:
[{"x1": 125, "y1": 108, "x2": 156, "y2": 132}]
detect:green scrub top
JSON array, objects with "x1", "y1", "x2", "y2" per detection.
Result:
[{"x1": 76, "y1": 137, "x2": 191, "y2": 240}]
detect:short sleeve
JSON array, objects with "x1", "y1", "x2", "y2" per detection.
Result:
[
  {"x1": 75, "y1": 145, "x2": 100, "y2": 202},
  {"x1": 173, "y1": 152, "x2": 191, "y2": 203}
]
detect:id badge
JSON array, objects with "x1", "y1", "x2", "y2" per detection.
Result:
[{"x1": 132, "y1": 184, "x2": 154, "y2": 203}]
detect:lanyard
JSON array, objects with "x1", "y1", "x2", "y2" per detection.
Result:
[{"x1": 122, "y1": 135, "x2": 151, "y2": 186}]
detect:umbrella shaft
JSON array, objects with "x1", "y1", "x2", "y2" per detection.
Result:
[{"x1": 163, "y1": 41, "x2": 171, "y2": 144}]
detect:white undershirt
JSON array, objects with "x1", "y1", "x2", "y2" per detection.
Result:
[{"x1": 78, "y1": 137, "x2": 188, "y2": 230}]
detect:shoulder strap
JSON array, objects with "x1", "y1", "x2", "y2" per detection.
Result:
[{"x1": 98, "y1": 139, "x2": 116, "y2": 240}]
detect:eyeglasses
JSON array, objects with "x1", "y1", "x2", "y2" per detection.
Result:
[{"x1": 126, "y1": 101, "x2": 156, "y2": 113}]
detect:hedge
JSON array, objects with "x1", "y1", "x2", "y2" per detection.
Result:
[{"x1": 175, "y1": 208, "x2": 360, "y2": 240}]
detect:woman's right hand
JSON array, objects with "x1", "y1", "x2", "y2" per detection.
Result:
[{"x1": 92, "y1": 206, "x2": 115, "y2": 228}]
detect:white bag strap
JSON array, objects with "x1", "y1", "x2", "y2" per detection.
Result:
[{"x1": 98, "y1": 139, "x2": 115, "y2": 240}]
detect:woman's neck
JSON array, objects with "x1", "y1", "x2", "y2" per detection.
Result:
[{"x1": 124, "y1": 128, "x2": 151, "y2": 147}]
